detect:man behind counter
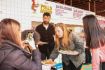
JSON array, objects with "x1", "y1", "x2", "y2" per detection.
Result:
[{"x1": 35, "y1": 12, "x2": 55, "y2": 60}]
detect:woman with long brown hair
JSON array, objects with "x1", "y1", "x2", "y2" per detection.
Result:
[
  {"x1": 50, "y1": 23, "x2": 85, "y2": 70},
  {"x1": 83, "y1": 15, "x2": 105, "y2": 70},
  {"x1": 0, "y1": 18, "x2": 42, "y2": 70}
]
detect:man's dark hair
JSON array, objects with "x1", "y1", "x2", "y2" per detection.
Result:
[{"x1": 43, "y1": 12, "x2": 51, "y2": 17}]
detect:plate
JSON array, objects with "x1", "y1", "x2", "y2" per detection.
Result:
[{"x1": 59, "y1": 50, "x2": 79, "y2": 55}]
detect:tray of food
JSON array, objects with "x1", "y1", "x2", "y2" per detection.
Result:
[{"x1": 41, "y1": 59, "x2": 55, "y2": 65}]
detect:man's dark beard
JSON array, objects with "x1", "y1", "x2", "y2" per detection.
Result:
[{"x1": 43, "y1": 21, "x2": 49, "y2": 25}]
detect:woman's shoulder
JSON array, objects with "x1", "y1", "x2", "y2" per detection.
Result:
[
  {"x1": 69, "y1": 32, "x2": 84, "y2": 44},
  {"x1": 0, "y1": 40, "x2": 30, "y2": 55},
  {"x1": 0, "y1": 40, "x2": 16, "y2": 51},
  {"x1": 0, "y1": 41, "x2": 22, "y2": 64},
  {"x1": 0, "y1": 41, "x2": 31, "y2": 61},
  {"x1": 69, "y1": 32, "x2": 77, "y2": 40},
  {"x1": 70, "y1": 32, "x2": 81, "y2": 39}
]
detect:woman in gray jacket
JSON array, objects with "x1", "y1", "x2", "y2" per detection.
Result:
[{"x1": 50, "y1": 23, "x2": 85, "y2": 70}]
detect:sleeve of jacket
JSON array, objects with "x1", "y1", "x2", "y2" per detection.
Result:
[
  {"x1": 7, "y1": 48, "x2": 42, "y2": 70},
  {"x1": 50, "y1": 47, "x2": 59, "y2": 60},
  {"x1": 72, "y1": 33, "x2": 85, "y2": 54}
]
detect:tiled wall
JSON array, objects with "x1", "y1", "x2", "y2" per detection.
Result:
[{"x1": 0, "y1": 0, "x2": 32, "y2": 30}]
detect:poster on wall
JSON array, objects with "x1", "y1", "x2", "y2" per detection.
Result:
[{"x1": 97, "y1": 15, "x2": 105, "y2": 29}]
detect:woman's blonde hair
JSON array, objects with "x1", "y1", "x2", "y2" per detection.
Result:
[
  {"x1": 55, "y1": 23, "x2": 71, "y2": 49},
  {"x1": 0, "y1": 18, "x2": 22, "y2": 46}
]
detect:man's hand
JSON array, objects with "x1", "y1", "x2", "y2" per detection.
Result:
[{"x1": 37, "y1": 41, "x2": 48, "y2": 45}]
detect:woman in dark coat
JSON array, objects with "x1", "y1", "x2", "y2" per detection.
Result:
[{"x1": 0, "y1": 18, "x2": 42, "y2": 70}]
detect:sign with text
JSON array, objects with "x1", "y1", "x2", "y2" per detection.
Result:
[{"x1": 32, "y1": 0, "x2": 95, "y2": 25}]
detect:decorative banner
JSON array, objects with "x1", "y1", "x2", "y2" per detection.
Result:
[
  {"x1": 31, "y1": 0, "x2": 36, "y2": 12},
  {"x1": 32, "y1": 0, "x2": 95, "y2": 25},
  {"x1": 31, "y1": 0, "x2": 39, "y2": 13}
]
